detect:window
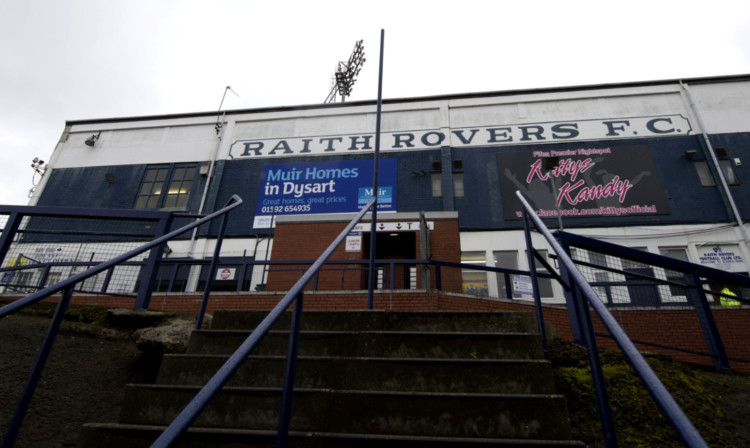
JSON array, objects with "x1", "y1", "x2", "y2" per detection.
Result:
[
  {"x1": 461, "y1": 251, "x2": 488, "y2": 296},
  {"x1": 719, "y1": 159, "x2": 739, "y2": 185},
  {"x1": 659, "y1": 247, "x2": 689, "y2": 297},
  {"x1": 695, "y1": 148, "x2": 739, "y2": 187},
  {"x1": 452, "y1": 160, "x2": 464, "y2": 198},
  {"x1": 135, "y1": 165, "x2": 197, "y2": 209},
  {"x1": 526, "y1": 249, "x2": 553, "y2": 297},
  {"x1": 431, "y1": 173, "x2": 442, "y2": 197},
  {"x1": 494, "y1": 250, "x2": 520, "y2": 299},
  {"x1": 695, "y1": 161, "x2": 714, "y2": 186},
  {"x1": 621, "y1": 247, "x2": 661, "y2": 306},
  {"x1": 588, "y1": 251, "x2": 612, "y2": 302},
  {"x1": 453, "y1": 173, "x2": 465, "y2": 198}
]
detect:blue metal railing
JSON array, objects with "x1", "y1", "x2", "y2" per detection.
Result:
[
  {"x1": 0, "y1": 195, "x2": 243, "y2": 448},
  {"x1": 149, "y1": 197, "x2": 377, "y2": 448},
  {"x1": 553, "y1": 230, "x2": 750, "y2": 372},
  {"x1": 516, "y1": 190, "x2": 708, "y2": 448}
]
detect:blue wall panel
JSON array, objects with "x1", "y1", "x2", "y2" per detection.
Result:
[{"x1": 35, "y1": 133, "x2": 750, "y2": 239}]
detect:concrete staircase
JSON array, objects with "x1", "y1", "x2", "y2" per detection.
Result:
[{"x1": 81, "y1": 310, "x2": 583, "y2": 447}]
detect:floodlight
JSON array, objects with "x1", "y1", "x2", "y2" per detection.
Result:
[{"x1": 85, "y1": 131, "x2": 101, "y2": 147}]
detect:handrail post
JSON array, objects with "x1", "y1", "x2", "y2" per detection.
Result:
[
  {"x1": 367, "y1": 29, "x2": 385, "y2": 310},
  {"x1": 687, "y1": 272, "x2": 730, "y2": 370},
  {"x1": 134, "y1": 214, "x2": 173, "y2": 310},
  {"x1": 101, "y1": 267, "x2": 115, "y2": 293},
  {"x1": 196, "y1": 201, "x2": 232, "y2": 330},
  {"x1": 2, "y1": 286, "x2": 75, "y2": 448},
  {"x1": 38, "y1": 264, "x2": 51, "y2": 291},
  {"x1": 504, "y1": 273, "x2": 512, "y2": 299},
  {"x1": 389, "y1": 261, "x2": 395, "y2": 290},
  {"x1": 276, "y1": 291, "x2": 304, "y2": 448},
  {"x1": 521, "y1": 209, "x2": 549, "y2": 359},
  {"x1": 556, "y1": 236, "x2": 585, "y2": 345},
  {"x1": 0, "y1": 212, "x2": 22, "y2": 264},
  {"x1": 563, "y1": 259, "x2": 619, "y2": 447},
  {"x1": 434, "y1": 263, "x2": 442, "y2": 291}
]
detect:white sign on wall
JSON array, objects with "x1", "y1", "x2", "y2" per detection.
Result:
[
  {"x1": 216, "y1": 267, "x2": 236, "y2": 281},
  {"x1": 697, "y1": 246, "x2": 745, "y2": 272},
  {"x1": 512, "y1": 275, "x2": 534, "y2": 295},
  {"x1": 345, "y1": 232, "x2": 362, "y2": 252}
]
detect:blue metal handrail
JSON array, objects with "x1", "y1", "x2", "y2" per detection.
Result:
[
  {"x1": 149, "y1": 197, "x2": 377, "y2": 448},
  {"x1": 516, "y1": 190, "x2": 708, "y2": 448},
  {"x1": 0, "y1": 195, "x2": 243, "y2": 448}
]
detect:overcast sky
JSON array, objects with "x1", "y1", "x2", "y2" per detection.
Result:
[{"x1": 1, "y1": 0, "x2": 749, "y2": 206}]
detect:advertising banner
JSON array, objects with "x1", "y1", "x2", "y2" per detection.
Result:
[
  {"x1": 499, "y1": 145, "x2": 669, "y2": 220},
  {"x1": 253, "y1": 159, "x2": 397, "y2": 228}
]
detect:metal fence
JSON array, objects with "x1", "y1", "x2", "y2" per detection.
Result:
[{"x1": 0, "y1": 205, "x2": 181, "y2": 308}]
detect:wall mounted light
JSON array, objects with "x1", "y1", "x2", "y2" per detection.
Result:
[
  {"x1": 104, "y1": 173, "x2": 116, "y2": 183},
  {"x1": 683, "y1": 149, "x2": 697, "y2": 160},
  {"x1": 85, "y1": 131, "x2": 101, "y2": 147},
  {"x1": 411, "y1": 169, "x2": 426, "y2": 176}
]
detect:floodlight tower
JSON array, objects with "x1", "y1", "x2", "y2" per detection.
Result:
[{"x1": 325, "y1": 40, "x2": 366, "y2": 103}]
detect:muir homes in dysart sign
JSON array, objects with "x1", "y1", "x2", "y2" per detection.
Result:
[{"x1": 229, "y1": 115, "x2": 691, "y2": 158}]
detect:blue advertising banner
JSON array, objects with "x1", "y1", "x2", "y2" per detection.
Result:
[{"x1": 253, "y1": 159, "x2": 397, "y2": 228}]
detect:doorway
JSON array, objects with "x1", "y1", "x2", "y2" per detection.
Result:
[{"x1": 362, "y1": 232, "x2": 417, "y2": 289}]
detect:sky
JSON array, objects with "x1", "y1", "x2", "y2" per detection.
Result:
[{"x1": 1, "y1": 0, "x2": 749, "y2": 205}]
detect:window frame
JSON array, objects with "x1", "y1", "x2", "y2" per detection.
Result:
[
  {"x1": 134, "y1": 164, "x2": 198, "y2": 210},
  {"x1": 694, "y1": 148, "x2": 739, "y2": 187}
]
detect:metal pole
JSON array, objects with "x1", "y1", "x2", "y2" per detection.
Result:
[
  {"x1": 195, "y1": 208, "x2": 231, "y2": 330},
  {"x1": 521, "y1": 210, "x2": 549, "y2": 359},
  {"x1": 2, "y1": 286, "x2": 75, "y2": 448},
  {"x1": 260, "y1": 212, "x2": 275, "y2": 290},
  {"x1": 276, "y1": 291, "x2": 304, "y2": 447},
  {"x1": 367, "y1": 29, "x2": 385, "y2": 310}
]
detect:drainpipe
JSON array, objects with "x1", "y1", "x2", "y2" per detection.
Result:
[
  {"x1": 187, "y1": 86, "x2": 238, "y2": 260},
  {"x1": 680, "y1": 81, "x2": 750, "y2": 267},
  {"x1": 186, "y1": 117, "x2": 224, "y2": 259}
]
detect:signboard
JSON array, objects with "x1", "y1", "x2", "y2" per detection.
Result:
[
  {"x1": 253, "y1": 159, "x2": 397, "y2": 228},
  {"x1": 215, "y1": 267, "x2": 236, "y2": 281},
  {"x1": 499, "y1": 144, "x2": 670, "y2": 219},
  {"x1": 345, "y1": 232, "x2": 362, "y2": 252},
  {"x1": 697, "y1": 246, "x2": 745, "y2": 272},
  {"x1": 352, "y1": 221, "x2": 434, "y2": 233},
  {"x1": 230, "y1": 115, "x2": 691, "y2": 158},
  {"x1": 512, "y1": 275, "x2": 534, "y2": 295}
]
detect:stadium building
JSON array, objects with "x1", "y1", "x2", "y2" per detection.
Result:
[{"x1": 14, "y1": 74, "x2": 750, "y2": 302}]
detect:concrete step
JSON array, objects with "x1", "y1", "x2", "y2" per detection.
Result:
[
  {"x1": 187, "y1": 330, "x2": 545, "y2": 359},
  {"x1": 118, "y1": 386, "x2": 573, "y2": 440},
  {"x1": 156, "y1": 355, "x2": 557, "y2": 394},
  {"x1": 210, "y1": 310, "x2": 539, "y2": 333},
  {"x1": 80, "y1": 310, "x2": 582, "y2": 447},
  {"x1": 81, "y1": 423, "x2": 586, "y2": 447}
]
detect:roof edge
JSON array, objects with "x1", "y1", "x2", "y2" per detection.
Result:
[{"x1": 65, "y1": 73, "x2": 750, "y2": 127}]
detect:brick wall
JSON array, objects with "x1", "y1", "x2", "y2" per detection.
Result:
[{"x1": 267, "y1": 216, "x2": 462, "y2": 292}]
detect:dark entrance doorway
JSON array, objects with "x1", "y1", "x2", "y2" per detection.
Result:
[{"x1": 362, "y1": 232, "x2": 417, "y2": 289}]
